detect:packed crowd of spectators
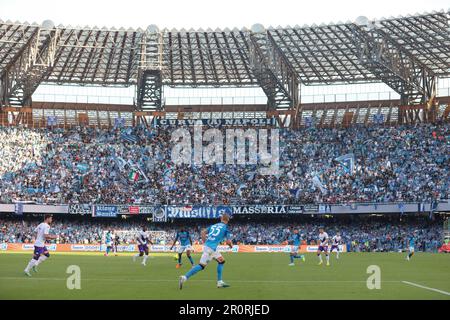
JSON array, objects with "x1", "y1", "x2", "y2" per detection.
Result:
[
  {"x1": 0, "y1": 216, "x2": 444, "y2": 252},
  {"x1": 0, "y1": 123, "x2": 448, "y2": 205}
]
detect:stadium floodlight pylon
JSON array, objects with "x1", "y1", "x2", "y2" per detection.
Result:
[
  {"x1": 350, "y1": 16, "x2": 438, "y2": 124},
  {"x1": 249, "y1": 25, "x2": 299, "y2": 110},
  {"x1": 248, "y1": 24, "x2": 301, "y2": 128},
  {"x1": 135, "y1": 25, "x2": 164, "y2": 111},
  {"x1": 0, "y1": 20, "x2": 60, "y2": 108}
]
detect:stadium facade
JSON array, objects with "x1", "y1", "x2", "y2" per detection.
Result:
[{"x1": 0, "y1": 10, "x2": 449, "y2": 128}]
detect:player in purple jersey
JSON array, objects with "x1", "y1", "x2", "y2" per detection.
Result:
[
  {"x1": 317, "y1": 227, "x2": 330, "y2": 266},
  {"x1": 24, "y1": 214, "x2": 58, "y2": 276},
  {"x1": 133, "y1": 226, "x2": 153, "y2": 266},
  {"x1": 330, "y1": 233, "x2": 342, "y2": 259}
]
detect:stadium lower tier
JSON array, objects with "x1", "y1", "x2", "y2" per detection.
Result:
[{"x1": 0, "y1": 214, "x2": 446, "y2": 252}]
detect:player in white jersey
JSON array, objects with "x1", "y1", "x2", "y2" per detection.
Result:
[
  {"x1": 330, "y1": 232, "x2": 342, "y2": 259},
  {"x1": 24, "y1": 215, "x2": 58, "y2": 276},
  {"x1": 317, "y1": 227, "x2": 330, "y2": 266},
  {"x1": 132, "y1": 226, "x2": 153, "y2": 266}
]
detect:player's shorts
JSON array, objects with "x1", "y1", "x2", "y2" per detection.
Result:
[
  {"x1": 290, "y1": 245, "x2": 299, "y2": 253},
  {"x1": 177, "y1": 245, "x2": 194, "y2": 254},
  {"x1": 106, "y1": 241, "x2": 113, "y2": 247},
  {"x1": 199, "y1": 245, "x2": 222, "y2": 265},
  {"x1": 138, "y1": 244, "x2": 149, "y2": 253},
  {"x1": 318, "y1": 245, "x2": 328, "y2": 252},
  {"x1": 409, "y1": 246, "x2": 415, "y2": 252},
  {"x1": 330, "y1": 245, "x2": 339, "y2": 252},
  {"x1": 34, "y1": 246, "x2": 48, "y2": 257}
]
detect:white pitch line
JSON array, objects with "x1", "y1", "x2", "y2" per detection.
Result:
[
  {"x1": 402, "y1": 281, "x2": 450, "y2": 296},
  {"x1": 0, "y1": 277, "x2": 399, "y2": 284}
]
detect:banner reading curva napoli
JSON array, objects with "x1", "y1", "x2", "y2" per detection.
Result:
[{"x1": 156, "y1": 118, "x2": 277, "y2": 127}]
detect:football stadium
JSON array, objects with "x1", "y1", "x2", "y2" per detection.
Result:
[{"x1": 0, "y1": 0, "x2": 450, "y2": 303}]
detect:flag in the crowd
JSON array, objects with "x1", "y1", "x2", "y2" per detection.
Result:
[
  {"x1": 47, "y1": 116, "x2": 57, "y2": 126},
  {"x1": 430, "y1": 200, "x2": 438, "y2": 219},
  {"x1": 163, "y1": 166, "x2": 172, "y2": 178},
  {"x1": 373, "y1": 113, "x2": 384, "y2": 124},
  {"x1": 335, "y1": 153, "x2": 355, "y2": 174},
  {"x1": 304, "y1": 116, "x2": 314, "y2": 127},
  {"x1": 245, "y1": 171, "x2": 256, "y2": 182},
  {"x1": 121, "y1": 132, "x2": 138, "y2": 143},
  {"x1": 399, "y1": 203, "x2": 405, "y2": 216},
  {"x1": 289, "y1": 188, "x2": 301, "y2": 199},
  {"x1": 126, "y1": 159, "x2": 149, "y2": 183},
  {"x1": 236, "y1": 183, "x2": 246, "y2": 196},
  {"x1": 114, "y1": 117, "x2": 125, "y2": 128},
  {"x1": 312, "y1": 175, "x2": 327, "y2": 194},
  {"x1": 128, "y1": 170, "x2": 140, "y2": 182},
  {"x1": 162, "y1": 165, "x2": 176, "y2": 190},
  {"x1": 14, "y1": 203, "x2": 24, "y2": 215},
  {"x1": 76, "y1": 163, "x2": 89, "y2": 173},
  {"x1": 50, "y1": 184, "x2": 61, "y2": 193},
  {"x1": 26, "y1": 187, "x2": 44, "y2": 194},
  {"x1": 198, "y1": 181, "x2": 206, "y2": 191},
  {"x1": 136, "y1": 164, "x2": 149, "y2": 182},
  {"x1": 151, "y1": 117, "x2": 158, "y2": 129},
  {"x1": 114, "y1": 156, "x2": 127, "y2": 170}
]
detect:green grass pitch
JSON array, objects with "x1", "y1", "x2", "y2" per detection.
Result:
[{"x1": 0, "y1": 252, "x2": 449, "y2": 300}]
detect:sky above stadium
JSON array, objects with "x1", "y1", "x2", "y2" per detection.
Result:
[{"x1": 1, "y1": 0, "x2": 448, "y2": 30}]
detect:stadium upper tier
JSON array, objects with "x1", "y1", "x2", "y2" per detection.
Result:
[{"x1": 1, "y1": 11, "x2": 449, "y2": 87}]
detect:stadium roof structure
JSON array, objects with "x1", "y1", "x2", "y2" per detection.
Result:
[{"x1": 0, "y1": 10, "x2": 449, "y2": 121}]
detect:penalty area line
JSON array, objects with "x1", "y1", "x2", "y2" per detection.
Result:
[{"x1": 402, "y1": 281, "x2": 450, "y2": 296}]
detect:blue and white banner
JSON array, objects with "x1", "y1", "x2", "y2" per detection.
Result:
[
  {"x1": 155, "y1": 118, "x2": 277, "y2": 128},
  {"x1": 166, "y1": 205, "x2": 232, "y2": 219},
  {"x1": 232, "y1": 205, "x2": 289, "y2": 215},
  {"x1": 334, "y1": 153, "x2": 355, "y2": 174},
  {"x1": 304, "y1": 116, "x2": 315, "y2": 127},
  {"x1": 373, "y1": 113, "x2": 384, "y2": 124},
  {"x1": 14, "y1": 202, "x2": 24, "y2": 215},
  {"x1": 114, "y1": 117, "x2": 125, "y2": 128},
  {"x1": 47, "y1": 116, "x2": 57, "y2": 126},
  {"x1": 92, "y1": 205, "x2": 118, "y2": 218},
  {"x1": 69, "y1": 204, "x2": 92, "y2": 215},
  {"x1": 312, "y1": 175, "x2": 327, "y2": 194}
]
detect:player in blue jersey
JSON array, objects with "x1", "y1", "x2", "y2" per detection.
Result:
[
  {"x1": 170, "y1": 229, "x2": 194, "y2": 268},
  {"x1": 406, "y1": 234, "x2": 416, "y2": 261},
  {"x1": 288, "y1": 228, "x2": 306, "y2": 266},
  {"x1": 104, "y1": 230, "x2": 113, "y2": 256},
  {"x1": 179, "y1": 213, "x2": 233, "y2": 289}
]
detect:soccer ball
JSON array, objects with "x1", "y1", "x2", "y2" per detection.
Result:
[{"x1": 173, "y1": 253, "x2": 179, "y2": 261}]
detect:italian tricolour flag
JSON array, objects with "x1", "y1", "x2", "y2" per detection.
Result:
[{"x1": 128, "y1": 170, "x2": 140, "y2": 182}]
